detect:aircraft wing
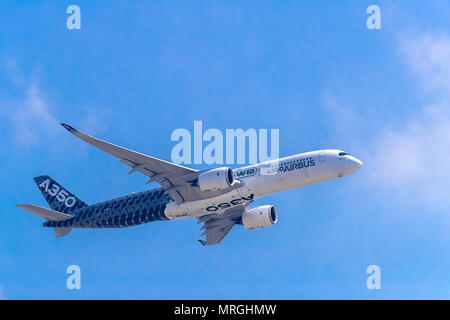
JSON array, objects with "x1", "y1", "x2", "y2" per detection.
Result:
[
  {"x1": 61, "y1": 123, "x2": 236, "y2": 204},
  {"x1": 196, "y1": 206, "x2": 245, "y2": 246}
]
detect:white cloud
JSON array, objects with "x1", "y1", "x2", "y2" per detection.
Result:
[
  {"x1": 2, "y1": 57, "x2": 112, "y2": 146},
  {"x1": 401, "y1": 34, "x2": 450, "y2": 94},
  {"x1": 1, "y1": 57, "x2": 58, "y2": 145},
  {"x1": 364, "y1": 35, "x2": 450, "y2": 208},
  {"x1": 367, "y1": 104, "x2": 450, "y2": 206},
  {"x1": 324, "y1": 34, "x2": 450, "y2": 209},
  {"x1": 9, "y1": 83, "x2": 59, "y2": 144}
]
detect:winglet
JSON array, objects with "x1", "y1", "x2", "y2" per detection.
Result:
[
  {"x1": 61, "y1": 123, "x2": 77, "y2": 133},
  {"x1": 198, "y1": 239, "x2": 206, "y2": 246}
]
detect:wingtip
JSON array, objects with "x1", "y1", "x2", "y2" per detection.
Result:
[
  {"x1": 61, "y1": 123, "x2": 77, "y2": 133},
  {"x1": 198, "y1": 239, "x2": 206, "y2": 246}
]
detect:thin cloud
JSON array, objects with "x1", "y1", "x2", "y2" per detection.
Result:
[
  {"x1": 2, "y1": 57, "x2": 59, "y2": 145},
  {"x1": 2, "y1": 57, "x2": 113, "y2": 147},
  {"x1": 325, "y1": 34, "x2": 450, "y2": 209},
  {"x1": 401, "y1": 34, "x2": 450, "y2": 94},
  {"x1": 9, "y1": 83, "x2": 59, "y2": 144},
  {"x1": 365, "y1": 35, "x2": 450, "y2": 208}
]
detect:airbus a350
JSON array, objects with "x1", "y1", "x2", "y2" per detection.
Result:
[{"x1": 17, "y1": 124, "x2": 362, "y2": 245}]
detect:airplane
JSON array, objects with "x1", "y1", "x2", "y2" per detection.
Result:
[{"x1": 17, "y1": 123, "x2": 362, "y2": 245}]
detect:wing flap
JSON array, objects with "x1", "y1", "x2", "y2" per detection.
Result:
[
  {"x1": 202, "y1": 221, "x2": 236, "y2": 245},
  {"x1": 197, "y1": 206, "x2": 246, "y2": 246}
]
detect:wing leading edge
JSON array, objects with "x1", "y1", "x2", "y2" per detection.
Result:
[
  {"x1": 61, "y1": 123, "x2": 243, "y2": 204},
  {"x1": 61, "y1": 123, "x2": 202, "y2": 204}
]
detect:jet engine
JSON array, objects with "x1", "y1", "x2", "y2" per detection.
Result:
[
  {"x1": 197, "y1": 167, "x2": 235, "y2": 191},
  {"x1": 241, "y1": 205, "x2": 278, "y2": 229}
]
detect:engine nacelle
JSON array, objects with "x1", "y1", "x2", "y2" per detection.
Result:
[
  {"x1": 197, "y1": 167, "x2": 235, "y2": 191},
  {"x1": 241, "y1": 205, "x2": 278, "y2": 229}
]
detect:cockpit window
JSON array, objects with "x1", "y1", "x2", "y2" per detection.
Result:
[{"x1": 338, "y1": 152, "x2": 350, "y2": 156}]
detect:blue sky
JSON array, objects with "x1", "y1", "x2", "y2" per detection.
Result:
[{"x1": 1, "y1": 0, "x2": 450, "y2": 299}]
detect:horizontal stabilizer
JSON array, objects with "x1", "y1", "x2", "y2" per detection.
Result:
[{"x1": 16, "y1": 204, "x2": 73, "y2": 221}]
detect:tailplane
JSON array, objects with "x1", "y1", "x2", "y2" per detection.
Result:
[
  {"x1": 16, "y1": 204, "x2": 73, "y2": 221},
  {"x1": 16, "y1": 204, "x2": 73, "y2": 237}
]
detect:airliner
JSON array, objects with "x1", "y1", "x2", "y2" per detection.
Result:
[{"x1": 17, "y1": 124, "x2": 362, "y2": 245}]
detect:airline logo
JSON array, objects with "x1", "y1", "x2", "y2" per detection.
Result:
[
  {"x1": 38, "y1": 179, "x2": 77, "y2": 208},
  {"x1": 234, "y1": 168, "x2": 257, "y2": 179},
  {"x1": 278, "y1": 157, "x2": 315, "y2": 172},
  {"x1": 263, "y1": 157, "x2": 316, "y2": 175}
]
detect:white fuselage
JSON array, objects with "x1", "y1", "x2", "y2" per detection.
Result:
[{"x1": 164, "y1": 149, "x2": 362, "y2": 219}]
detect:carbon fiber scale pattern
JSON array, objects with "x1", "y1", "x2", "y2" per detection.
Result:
[
  {"x1": 43, "y1": 188, "x2": 171, "y2": 229},
  {"x1": 34, "y1": 175, "x2": 88, "y2": 213}
]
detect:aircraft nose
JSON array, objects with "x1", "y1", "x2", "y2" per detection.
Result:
[
  {"x1": 351, "y1": 157, "x2": 363, "y2": 169},
  {"x1": 345, "y1": 156, "x2": 362, "y2": 174},
  {"x1": 339, "y1": 155, "x2": 362, "y2": 176}
]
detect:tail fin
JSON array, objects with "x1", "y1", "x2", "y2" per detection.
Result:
[{"x1": 33, "y1": 175, "x2": 87, "y2": 214}]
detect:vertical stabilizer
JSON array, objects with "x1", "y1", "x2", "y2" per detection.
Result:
[{"x1": 33, "y1": 175, "x2": 87, "y2": 213}]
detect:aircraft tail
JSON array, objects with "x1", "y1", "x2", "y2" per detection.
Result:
[{"x1": 33, "y1": 175, "x2": 87, "y2": 214}]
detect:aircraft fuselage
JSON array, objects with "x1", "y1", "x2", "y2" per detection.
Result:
[
  {"x1": 165, "y1": 149, "x2": 362, "y2": 219},
  {"x1": 42, "y1": 149, "x2": 361, "y2": 230}
]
